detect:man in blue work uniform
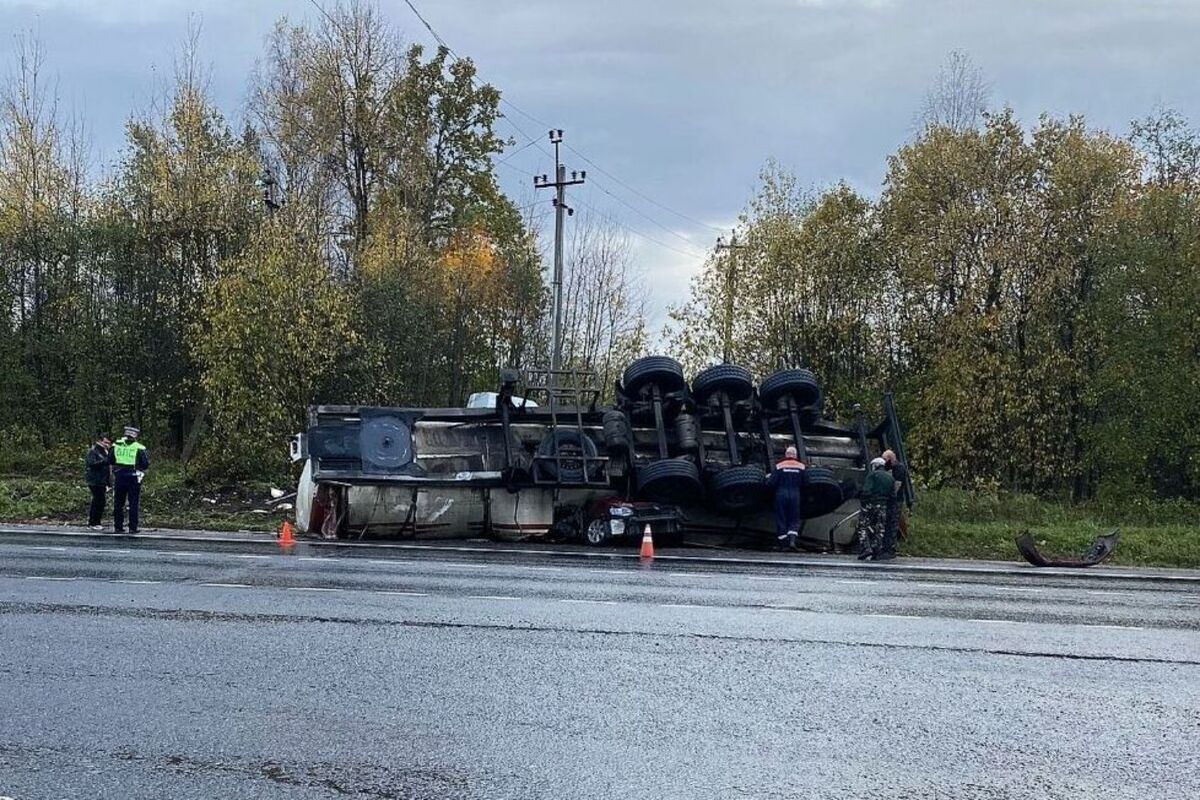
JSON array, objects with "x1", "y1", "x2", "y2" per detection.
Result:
[
  {"x1": 110, "y1": 425, "x2": 149, "y2": 534},
  {"x1": 766, "y1": 445, "x2": 807, "y2": 551}
]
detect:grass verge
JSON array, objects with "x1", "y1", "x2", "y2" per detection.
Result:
[
  {"x1": 903, "y1": 488, "x2": 1200, "y2": 568},
  {"x1": 0, "y1": 460, "x2": 281, "y2": 533}
]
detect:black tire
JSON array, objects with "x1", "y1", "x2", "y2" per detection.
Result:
[
  {"x1": 623, "y1": 356, "x2": 687, "y2": 397},
  {"x1": 636, "y1": 458, "x2": 702, "y2": 504},
  {"x1": 801, "y1": 466, "x2": 844, "y2": 518},
  {"x1": 583, "y1": 517, "x2": 611, "y2": 546},
  {"x1": 534, "y1": 429, "x2": 600, "y2": 483},
  {"x1": 691, "y1": 364, "x2": 755, "y2": 405},
  {"x1": 759, "y1": 368, "x2": 821, "y2": 410},
  {"x1": 602, "y1": 410, "x2": 630, "y2": 453},
  {"x1": 710, "y1": 465, "x2": 769, "y2": 512}
]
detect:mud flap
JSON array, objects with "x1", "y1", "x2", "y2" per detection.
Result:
[{"x1": 1015, "y1": 529, "x2": 1120, "y2": 568}]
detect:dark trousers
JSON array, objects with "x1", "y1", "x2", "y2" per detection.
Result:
[
  {"x1": 774, "y1": 491, "x2": 801, "y2": 545},
  {"x1": 883, "y1": 502, "x2": 901, "y2": 555},
  {"x1": 113, "y1": 474, "x2": 141, "y2": 532},
  {"x1": 87, "y1": 485, "x2": 106, "y2": 526}
]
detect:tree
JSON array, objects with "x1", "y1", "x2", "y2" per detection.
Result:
[
  {"x1": 558, "y1": 211, "x2": 647, "y2": 396},
  {"x1": 668, "y1": 164, "x2": 884, "y2": 416},
  {"x1": 0, "y1": 34, "x2": 96, "y2": 437},
  {"x1": 919, "y1": 50, "x2": 990, "y2": 133},
  {"x1": 99, "y1": 31, "x2": 262, "y2": 452},
  {"x1": 193, "y1": 214, "x2": 359, "y2": 479}
]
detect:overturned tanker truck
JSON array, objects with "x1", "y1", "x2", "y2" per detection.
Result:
[{"x1": 290, "y1": 357, "x2": 912, "y2": 551}]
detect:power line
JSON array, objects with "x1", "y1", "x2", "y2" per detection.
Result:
[
  {"x1": 502, "y1": 158, "x2": 707, "y2": 260},
  {"x1": 574, "y1": 198, "x2": 708, "y2": 261},
  {"x1": 495, "y1": 137, "x2": 541, "y2": 165},
  {"x1": 565, "y1": 143, "x2": 725, "y2": 233},
  {"x1": 587, "y1": 176, "x2": 708, "y2": 252},
  {"x1": 391, "y1": 0, "x2": 718, "y2": 237}
]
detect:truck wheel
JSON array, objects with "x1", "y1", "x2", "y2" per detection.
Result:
[
  {"x1": 759, "y1": 368, "x2": 821, "y2": 410},
  {"x1": 691, "y1": 364, "x2": 754, "y2": 405},
  {"x1": 584, "y1": 518, "x2": 611, "y2": 546},
  {"x1": 802, "y1": 466, "x2": 844, "y2": 518},
  {"x1": 534, "y1": 429, "x2": 600, "y2": 483},
  {"x1": 711, "y1": 465, "x2": 768, "y2": 512},
  {"x1": 636, "y1": 458, "x2": 702, "y2": 504},
  {"x1": 623, "y1": 356, "x2": 687, "y2": 397}
]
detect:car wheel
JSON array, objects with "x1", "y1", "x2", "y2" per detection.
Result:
[{"x1": 584, "y1": 517, "x2": 611, "y2": 546}]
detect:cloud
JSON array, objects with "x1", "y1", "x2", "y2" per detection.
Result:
[{"x1": 2, "y1": 0, "x2": 1199, "y2": 321}]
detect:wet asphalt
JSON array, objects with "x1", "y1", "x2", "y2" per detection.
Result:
[{"x1": 1, "y1": 535, "x2": 1198, "y2": 799}]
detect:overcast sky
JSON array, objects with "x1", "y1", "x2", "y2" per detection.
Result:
[{"x1": 2, "y1": 0, "x2": 1198, "y2": 324}]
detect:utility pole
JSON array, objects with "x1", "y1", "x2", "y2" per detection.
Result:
[
  {"x1": 534, "y1": 130, "x2": 585, "y2": 375},
  {"x1": 715, "y1": 233, "x2": 747, "y2": 364}
]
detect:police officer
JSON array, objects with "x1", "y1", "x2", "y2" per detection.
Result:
[
  {"x1": 766, "y1": 445, "x2": 807, "y2": 551},
  {"x1": 110, "y1": 425, "x2": 149, "y2": 534},
  {"x1": 857, "y1": 457, "x2": 893, "y2": 561}
]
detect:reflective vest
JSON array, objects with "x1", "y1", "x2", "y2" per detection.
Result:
[{"x1": 113, "y1": 439, "x2": 146, "y2": 467}]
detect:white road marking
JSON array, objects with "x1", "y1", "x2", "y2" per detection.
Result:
[
  {"x1": 112, "y1": 579, "x2": 161, "y2": 585},
  {"x1": 287, "y1": 586, "x2": 340, "y2": 592},
  {"x1": 233, "y1": 554, "x2": 271, "y2": 560},
  {"x1": 591, "y1": 569, "x2": 633, "y2": 577},
  {"x1": 94, "y1": 549, "x2": 131, "y2": 555},
  {"x1": 167, "y1": 551, "x2": 208, "y2": 558},
  {"x1": 297, "y1": 556, "x2": 325, "y2": 562},
  {"x1": 442, "y1": 563, "x2": 488, "y2": 570},
  {"x1": 661, "y1": 603, "x2": 707, "y2": 610},
  {"x1": 467, "y1": 595, "x2": 521, "y2": 601},
  {"x1": 524, "y1": 566, "x2": 562, "y2": 572},
  {"x1": 1086, "y1": 590, "x2": 1136, "y2": 598},
  {"x1": 27, "y1": 545, "x2": 68, "y2": 552},
  {"x1": 836, "y1": 579, "x2": 875, "y2": 586},
  {"x1": 559, "y1": 599, "x2": 618, "y2": 605},
  {"x1": 969, "y1": 618, "x2": 1022, "y2": 625},
  {"x1": 24, "y1": 575, "x2": 74, "y2": 581},
  {"x1": 1088, "y1": 623, "x2": 1145, "y2": 630},
  {"x1": 200, "y1": 582, "x2": 252, "y2": 589},
  {"x1": 866, "y1": 613, "x2": 921, "y2": 620},
  {"x1": 667, "y1": 571, "x2": 704, "y2": 578},
  {"x1": 749, "y1": 576, "x2": 796, "y2": 583},
  {"x1": 374, "y1": 590, "x2": 428, "y2": 597}
]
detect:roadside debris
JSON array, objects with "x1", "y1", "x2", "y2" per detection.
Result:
[{"x1": 1016, "y1": 529, "x2": 1120, "y2": 568}]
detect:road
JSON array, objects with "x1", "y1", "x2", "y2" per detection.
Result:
[{"x1": 1, "y1": 534, "x2": 1198, "y2": 799}]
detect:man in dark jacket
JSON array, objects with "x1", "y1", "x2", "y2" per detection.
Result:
[
  {"x1": 110, "y1": 426, "x2": 149, "y2": 534},
  {"x1": 881, "y1": 449, "x2": 910, "y2": 560},
  {"x1": 857, "y1": 457, "x2": 894, "y2": 561},
  {"x1": 767, "y1": 445, "x2": 807, "y2": 551},
  {"x1": 85, "y1": 434, "x2": 112, "y2": 530}
]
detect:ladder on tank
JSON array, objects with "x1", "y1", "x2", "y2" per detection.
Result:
[{"x1": 522, "y1": 368, "x2": 610, "y2": 487}]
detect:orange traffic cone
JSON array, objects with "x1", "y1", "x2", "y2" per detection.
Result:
[
  {"x1": 639, "y1": 523, "x2": 655, "y2": 560},
  {"x1": 279, "y1": 520, "x2": 295, "y2": 548}
]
